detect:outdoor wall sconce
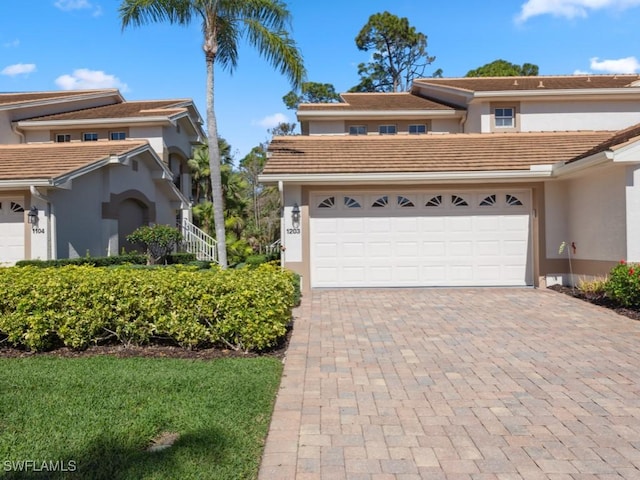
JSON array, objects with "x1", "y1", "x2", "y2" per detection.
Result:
[
  {"x1": 291, "y1": 203, "x2": 301, "y2": 226},
  {"x1": 27, "y1": 206, "x2": 39, "y2": 225}
]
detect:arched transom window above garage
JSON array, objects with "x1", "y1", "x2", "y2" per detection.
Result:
[{"x1": 311, "y1": 191, "x2": 529, "y2": 215}]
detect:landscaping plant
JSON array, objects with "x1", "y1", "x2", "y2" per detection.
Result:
[{"x1": 604, "y1": 260, "x2": 640, "y2": 308}]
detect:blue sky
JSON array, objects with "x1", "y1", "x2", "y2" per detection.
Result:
[{"x1": 1, "y1": 0, "x2": 640, "y2": 160}]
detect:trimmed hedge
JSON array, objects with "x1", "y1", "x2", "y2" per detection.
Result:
[
  {"x1": 0, "y1": 264, "x2": 297, "y2": 352},
  {"x1": 15, "y1": 252, "x2": 197, "y2": 268}
]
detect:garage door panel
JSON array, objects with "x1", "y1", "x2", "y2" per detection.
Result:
[
  {"x1": 342, "y1": 267, "x2": 366, "y2": 283},
  {"x1": 310, "y1": 190, "x2": 531, "y2": 287},
  {"x1": 448, "y1": 217, "x2": 473, "y2": 232},
  {"x1": 394, "y1": 217, "x2": 419, "y2": 233},
  {"x1": 422, "y1": 241, "x2": 446, "y2": 256},
  {"x1": 368, "y1": 242, "x2": 392, "y2": 257},
  {"x1": 476, "y1": 240, "x2": 501, "y2": 256},
  {"x1": 0, "y1": 197, "x2": 26, "y2": 265},
  {"x1": 343, "y1": 218, "x2": 365, "y2": 233},
  {"x1": 395, "y1": 266, "x2": 420, "y2": 282}
]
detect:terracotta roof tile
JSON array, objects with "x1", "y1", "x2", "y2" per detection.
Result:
[
  {"x1": 414, "y1": 75, "x2": 640, "y2": 92},
  {"x1": 569, "y1": 123, "x2": 640, "y2": 162},
  {"x1": 0, "y1": 141, "x2": 148, "y2": 180},
  {"x1": 21, "y1": 100, "x2": 189, "y2": 121},
  {"x1": 298, "y1": 92, "x2": 456, "y2": 111},
  {"x1": 0, "y1": 90, "x2": 117, "y2": 107},
  {"x1": 264, "y1": 132, "x2": 615, "y2": 175}
]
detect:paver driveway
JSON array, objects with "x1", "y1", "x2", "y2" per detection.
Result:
[{"x1": 259, "y1": 288, "x2": 640, "y2": 480}]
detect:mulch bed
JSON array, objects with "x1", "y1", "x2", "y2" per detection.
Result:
[
  {"x1": 548, "y1": 284, "x2": 640, "y2": 321},
  {"x1": 0, "y1": 325, "x2": 293, "y2": 360}
]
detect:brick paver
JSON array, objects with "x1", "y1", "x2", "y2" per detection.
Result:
[{"x1": 258, "y1": 288, "x2": 640, "y2": 479}]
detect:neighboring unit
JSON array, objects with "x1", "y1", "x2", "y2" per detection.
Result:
[
  {"x1": 0, "y1": 89, "x2": 206, "y2": 265},
  {"x1": 260, "y1": 75, "x2": 640, "y2": 291}
]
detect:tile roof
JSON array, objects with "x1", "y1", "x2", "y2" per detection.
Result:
[
  {"x1": 20, "y1": 100, "x2": 189, "y2": 121},
  {"x1": 0, "y1": 90, "x2": 118, "y2": 107},
  {"x1": 298, "y1": 92, "x2": 456, "y2": 111},
  {"x1": 264, "y1": 131, "x2": 615, "y2": 175},
  {"x1": 569, "y1": 123, "x2": 640, "y2": 163},
  {"x1": 0, "y1": 140, "x2": 148, "y2": 180},
  {"x1": 414, "y1": 75, "x2": 640, "y2": 92}
]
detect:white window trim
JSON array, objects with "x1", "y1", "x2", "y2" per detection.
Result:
[{"x1": 83, "y1": 132, "x2": 98, "y2": 141}]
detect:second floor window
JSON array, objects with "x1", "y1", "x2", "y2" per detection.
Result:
[
  {"x1": 83, "y1": 133, "x2": 98, "y2": 141},
  {"x1": 55, "y1": 134, "x2": 71, "y2": 143},
  {"x1": 495, "y1": 108, "x2": 515, "y2": 128},
  {"x1": 378, "y1": 125, "x2": 397, "y2": 135},
  {"x1": 409, "y1": 124, "x2": 427, "y2": 134},
  {"x1": 110, "y1": 132, "x2": 126, "y2": 140},
  {"x1": 349, "y1": 125, "x2": 367, "y2": 135}
]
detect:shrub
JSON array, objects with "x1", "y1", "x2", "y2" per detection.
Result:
[
  {"x1": 577, "y1": 277, "x2": 608, "y2": 300},
  {"x1": 0, "y1": 264, "x2": 297, "y2": 352},
  {"x1": 126, "y1": 224, "x2": 182, "y2": 264},
  {"x1": 16, "y1": 253, "x2": 147, "y2": 268},
  {"x1": 604, "y1": 261, "x2": 640, "y2": 308}
]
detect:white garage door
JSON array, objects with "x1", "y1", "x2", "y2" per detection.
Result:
[
  {"x1": 0, "y1": 197, "x2": 26, "y2": 266},
  {"x1": 310, "y1": 190, "x2": 532, "y2": 287}
]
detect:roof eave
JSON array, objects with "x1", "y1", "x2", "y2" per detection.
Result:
[
  {"x1": 259, "y1": 170, "x2": 553, "y2": 185},
  {"x1": 470, "y1": 88, "x2": 640, "y2": 102},
  {"x1": 15, "y1": 116, "x2": 174, "y2": 129},
  {"x1": 0, "y1": 90, "x2": 123, "y2": 112},
  {"x1": 297, "y1": 110, "x2": 463, "y2": 121}
]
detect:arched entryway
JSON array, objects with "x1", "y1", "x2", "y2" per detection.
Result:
[{"x1": 117, "y1": 198, "x2": 147, "y2": 253}]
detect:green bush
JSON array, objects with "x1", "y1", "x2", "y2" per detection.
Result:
[
  {"x1": 16, "y1": 253, "x2": 147, "y2": 268},
  {"x1": 605, "y1": 261, "x2": 640, "y2": 307},
  {"x1": 127, "y1": 224, "x2": 182, "y2": 264},
  {"x1": 0, "y1": 264, "x2": 296, "y2": 352}
]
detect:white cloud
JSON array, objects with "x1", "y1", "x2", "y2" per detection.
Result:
[
  {"x1": 3, "y1": 39, "x2": 20, "y2": 48},
  {"x1": 55, "y1": 68, "x2": 129, "y2": 91},
  {"x1": 516, "y1": 0, "x2": 640, "y2": 22},
  {"x1": 54, "y1": 0, "x2": 103, "y2": 16},
  {"x1": 590, "y1": 56, "x2": 640, "y2": 73},
  {"x1": 573, "y1": 69, "x2": 591, "y2": 75},
  {"x1": 255, "y1": 113, "x2": 289, "y2": 129},
  {"x1": 1, "y1": 63, "x2": 36, "y2": 77}
]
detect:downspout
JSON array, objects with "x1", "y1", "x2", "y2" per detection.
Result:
[
  {"x1": 11, "y1": 123, "x2": 25, "y2": 143},
  {"x1": 29, "y1": 186, "x2": 56, "y2": 260},
  {"x1": 278, "y1": 180, "x2": 284, "y2": 270},
  {"x1": 459, "y1": 112, "x2": 468, "y2": 133}
]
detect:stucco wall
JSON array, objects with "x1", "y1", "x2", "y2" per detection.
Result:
[
  {"x1": 431, "y1": 117, "x2": 461, "y2": 133},
  {"x1": 50, "y1": 156, "x2": 179, "y2": 259},
  {"x1": 308, "y1": 120, "x2": 345, "y2": 135},
  {"x1": 546, "y1": 165, "x2": 627, "y2": 262},
  {"x1": 50, "y1": 170, "x2": 107, "y2": 258},
  {"x1": 521, "y1": 100, "x2": 640, "y2": 132},
  {"x1": 0, "y1": 112, "x2": 18, "y2": 144},
  {"x1": 129, "y1": 125, "x2": 164, "y2": 158}
]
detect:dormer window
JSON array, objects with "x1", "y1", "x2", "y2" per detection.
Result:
[
  {"x1": 495, "y1": 107, "x2": 515, "y2": 128},
  {"x1": 349, "y1": 125, "x2": 367, "y2": 135},
  {"x1": 378, "y1": 125, "x2": 397, "y2": 135},
  {"x1": 110, "y1": 132, "x2": 126, "y2": 140},
  {"x1": 55, "y1": 134, "x2": 71, "y2": 143},
  {"x1": 83, "y1": 132, "x2": 98, "y2": 141}
]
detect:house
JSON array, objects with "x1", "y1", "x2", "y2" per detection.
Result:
[
  {"x1": 260, "y1": 75, "x2": 640, "y2": 291},
  {"x1": 0, "y1": 89, "x2": 207, "y2": 265}
]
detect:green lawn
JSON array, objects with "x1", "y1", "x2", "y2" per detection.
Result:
[{"x1": 0, "y1": 356, "x2": 282, "y2": 479}]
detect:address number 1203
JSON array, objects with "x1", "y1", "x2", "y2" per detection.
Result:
[{"x1": 286, "y1": 228, "x2": 301, "y2": 234}]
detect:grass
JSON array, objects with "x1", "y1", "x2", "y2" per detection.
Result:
[{"x1": 0, "y1": 356, "x2": 282, "y2": 479}]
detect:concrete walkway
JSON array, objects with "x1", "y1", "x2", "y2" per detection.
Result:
[{"x1": 259, "y1": 288, "x2": 640, "y2": 479}]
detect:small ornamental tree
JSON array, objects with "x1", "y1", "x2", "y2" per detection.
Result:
[{"x1": 126, "y1": 224, "x2": 182, "y2": 265}]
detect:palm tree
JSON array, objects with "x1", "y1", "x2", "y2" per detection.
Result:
[{"x1": 119, "y1": 0, "x2": 305, "y2": 268}]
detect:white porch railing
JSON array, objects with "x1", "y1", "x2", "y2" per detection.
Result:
[{"x1": 180, "y1": 218, "x2": 218, "y2": 263}]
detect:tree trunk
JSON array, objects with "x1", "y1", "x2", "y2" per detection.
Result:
[{"x1": 206, "y1": 56, "x2": 228, "y2": 268}]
